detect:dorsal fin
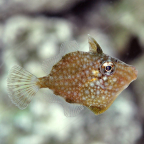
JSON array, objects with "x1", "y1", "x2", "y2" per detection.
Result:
[
  {"x1": 42, "y1": 41, "x2": 80, "y2": 75},
  {"x1": 88, "y1": 34, "x2": 103, "y2": 54}
]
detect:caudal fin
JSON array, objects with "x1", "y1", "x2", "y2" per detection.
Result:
[{"x1": 7, "y1": 65, "x2": 40, "y2": 109}]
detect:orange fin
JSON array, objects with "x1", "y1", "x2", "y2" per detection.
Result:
[{"x1": 88, "y1": 34, "x2": 103, "y2": 54}]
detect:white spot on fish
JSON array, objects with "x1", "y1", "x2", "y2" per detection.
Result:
[
  {"x1": 82, "y1": 97, "x2": 86, "y2": 100},
  {"x1": 91, "y1": 95, "x2": 95, "y2": 99},
  {"x1": 103, "y1": 76, "x2": 107, "y2": 81},
  {"x1": 74, "y1": 92, "x2": 77, "y2": 96},
  {"x1": 97, "y1": 90, "x2": 100, "y2": 95},
  {"x1": 90, "y1": 82, "x2": 94, "y2": 87},
  {"x1": 78, "y1": 93, "x2": 81, "y2": 97},
  {"x1": 91, "y1": 89, "x2": 94, "y2": 93},
  {"x1": 102, "y1": 96, "x2": 105, "y2": 100},
  {"x1": 96, "y1": 81, "x2": 100, "y2": 85},
  {"x1": 113, "y1": 78, "x2": 117, "y2": 82},
  {"x1": 100, "y1": 79, "x2": 103, "y2": 84},
  {"x1": 67, "y1": 91, "x2": 71, "y2": 94},
  {"x1": 85, "y1": 90, "x2": 89, "y2": 94},
  {"x1": 98, "y1": 73, "x2": 102, "y2": 77}
]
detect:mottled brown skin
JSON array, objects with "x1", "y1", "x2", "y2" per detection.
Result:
[
  {"x1": 37, "y1": 36, "x2": 137, "y2": 115},
  {"x1": 7, "y1": 35, "x2": 138, "y2": 114}
]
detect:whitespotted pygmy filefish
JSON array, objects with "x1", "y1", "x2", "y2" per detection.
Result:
[{"x1": 7, "y1": 35, "x2": 138, "y2": 116}]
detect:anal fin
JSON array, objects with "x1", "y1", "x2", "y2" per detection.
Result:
[{"x1": 40, "y1": 89, "x2": 84, "y2": 117}]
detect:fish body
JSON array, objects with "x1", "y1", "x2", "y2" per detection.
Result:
[{"x1": 7, "y1": 35, "x2": 137, "y2": 115}]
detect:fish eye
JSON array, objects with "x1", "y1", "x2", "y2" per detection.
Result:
[{"x1": 100, "y1": 61, "x2": 115, "y2": 76}]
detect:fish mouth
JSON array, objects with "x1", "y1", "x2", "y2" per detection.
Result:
[{"x1": 132, "y1": 66, "x2": 138, "y2": 80}]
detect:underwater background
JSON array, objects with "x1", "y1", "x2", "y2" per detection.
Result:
[{"x1": 0, "y1": 0, "x2": 144, "y2": 144}]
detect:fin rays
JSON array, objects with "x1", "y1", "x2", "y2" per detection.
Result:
[
  {"x1": 88, "y1": 34, "x2": 103, "y2": 54},
  {"x1": 7, "y1": 65, "x2": 39, "y2": 109},
  {"x1": 41, "y1": 89, "x2": 84, "y2": 117},
  {"x1": 42, "y1": 41, "x2": 80, "y2": 75}
]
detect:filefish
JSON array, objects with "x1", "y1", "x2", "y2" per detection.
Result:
[{"x1": 7, "y1": 35, "x2": 138, "y2": 116}]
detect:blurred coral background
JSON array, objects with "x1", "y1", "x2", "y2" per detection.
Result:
[{"x1": 0, "y1": 0, "x2": 144, "y2": 144}]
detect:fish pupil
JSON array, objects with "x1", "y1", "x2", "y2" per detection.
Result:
[
  {"x1": 105, "y1": 66, "x2": 111, "y2": 72},
  {"x1": 100, "y1": 61, "x2": 115, "y2": 76}
]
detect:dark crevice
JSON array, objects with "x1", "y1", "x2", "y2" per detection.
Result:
[
  {"x1": 136, "y1": 121, "x2": 144, "y2": 144},
  {"x1": 119, "y1": 36, "x2": 143, "y2": 111},
  {"x1": 128, "y1": 84, "x2": 140, "y2": 110},
  {"x1": 32, "y1": 0, "x2": 120, "y2": 19},
  {"x1": 68, "y1": 0, "x2": 99, "y2": 17},
  {"x1": 34, "y1": 0, "x2": 99, "y2": 19},
  {"x1": 129, "y1": 85, "x2": 144, "y2": 144},
  {"x1": 26, "y1": 0, "x2": 121, "y2": 31},
  {"x1": 121, "y1": 36, "x2": 144, "y2": 144},
  {"x1": 120, "y1": 36, "x2": 143, "y2": 63}
]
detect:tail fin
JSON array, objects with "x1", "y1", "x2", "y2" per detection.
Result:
[{"x1": 7, "y1": 65, "x2": 40, "y2": 109}]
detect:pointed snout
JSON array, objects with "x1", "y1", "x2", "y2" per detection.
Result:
[{"x1": 131, "y1": 66, "x2": 138, "y2": 80}]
